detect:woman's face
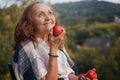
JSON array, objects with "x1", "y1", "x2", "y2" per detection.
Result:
[{"x1": 31, "y1": 3, "x2": 56, "y2": 33}]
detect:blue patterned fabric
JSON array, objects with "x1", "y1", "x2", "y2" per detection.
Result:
[
  {"x1": 13, "y1": 42, "x2": 78, "y2": 80},
  {"x1": 58, "y1": 78, "x2": 64, "y2": 80},
  {"x1": 60, "y1": 48, "x2": 79, "y2": 75},
  {"x1": 13, "y1": 44, "x2": 37, "y2": 80}
]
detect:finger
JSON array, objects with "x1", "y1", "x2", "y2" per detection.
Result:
[
  {"x1": 51, "y1": 37, "x2": 62, "y2": 47},
  {"x1": 80, "y1": 75, "x2": 86, "y2": 80},
  {"x1": 52, "y1": 34, "x2": 64, "y2": 42},
  {"x1": 92, "y1": 68, "x2": 96, "y2": 71},
  {"x1": 57, "y1": 39, "x2": 64, "y2": 48},
  {"x1": 60, "y1": 28, "x2": 66, "y2": 36},
  {"x1": 56, "y1": 37, "x2": 63, "y2": 45},
  {"x1": 49, "y1": 29, "x2": 53, "y2": 36},
  {"x1": 85, "y1": 77, "x2": 91, "y2": 80}
]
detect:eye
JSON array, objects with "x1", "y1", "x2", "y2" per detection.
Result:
[
  {"x1": 48, "y1": 11, "x2": 53, "y2": 15},
  {"x1": 38, "y1": 12, "x2": 44, "y2": 17},
  {"x1": 38, "y1": 13, "x2": 42, "y2": 17}
]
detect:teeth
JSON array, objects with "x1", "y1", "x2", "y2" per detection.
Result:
[{"x1": 44, "y1": 23, "x2": 52, "y2": 25}]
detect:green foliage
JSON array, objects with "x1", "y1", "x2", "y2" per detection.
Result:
[
  {"x1": 0, "y1": 0, "x2": 42, "y2": 79},
  {"x1": 54, "y1": 1, "x2": 120, "y2": 26},
  {"x1": 66, "y1": 22, "x2": 120, "y2": 44},
  {"x1": 0, "y1": 5, "x2": 22, "y2": 80},
  {"x1": 0, "y1": 0, "x2": 120, "y2": 80},
  {"x1": 65, "y1": 22, "x2": 120, "y2": 80},
  {"x1": 72, "y1": 42, "x2": 120, "y2": 80}
]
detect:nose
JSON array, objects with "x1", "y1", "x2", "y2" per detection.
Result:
[
  {"x1": 45, "y1": 14, "x2": 50, "y2": 21},
  {"x1": 45, "y1": 17, "x2": 50, "y2": 21}
]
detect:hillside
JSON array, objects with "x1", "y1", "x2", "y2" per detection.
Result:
[{"x1": 53, "y1": 1, "x2": 120, "y2": 26}]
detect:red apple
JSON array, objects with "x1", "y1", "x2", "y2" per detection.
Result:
[
  {"x1": 78, "y1": 74, "x2": 86, "y2": 80},
  {"x1": 53, "y1": 25, "x2": 63, "y2": 36},
  {"x1": 86, "y1": 69, "x2": 97, "y2": 80}
]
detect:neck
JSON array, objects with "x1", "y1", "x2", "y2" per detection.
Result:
[{"x1": 37, "y1": 32, "x2": 49, "y2": 44}]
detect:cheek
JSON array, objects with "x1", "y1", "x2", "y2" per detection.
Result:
[
  {"x1": 32, "y1": 19, "x2": 44, "y2": 31},
  {"x1": 32, "y1": 17, "x2": 44, "y2": 26},
  {"x1": 53, "y1": 16, "x2": 56, "y2": 24},
  {"x1": 51, "y1": 16, "x2": 56, "y2": 27}
]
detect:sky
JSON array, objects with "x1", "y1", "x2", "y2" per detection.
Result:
[
  {"x1": 45, "y1": 0, "x2": 120, "y2": 4},
  {"x1": 0, "y1": 0, "x2": 120, "y2": 8}
]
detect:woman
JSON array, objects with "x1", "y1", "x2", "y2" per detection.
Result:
[{"x1": 12, "y1": 2, "x2": 94, "y2": 80}]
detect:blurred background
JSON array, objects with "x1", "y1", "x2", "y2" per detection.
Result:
[{"x1": 0, "y1": 0, "x2": 120, "y2": 80}]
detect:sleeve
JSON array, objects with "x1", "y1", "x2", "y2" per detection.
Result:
[
  {"x1": 61, "y1": 46, "x2": 75, "y2": 67},
  {"x1": 66, "y1": 63, "x2": 75, "y2": 75},
  {"x1": 61, "y1": 46, "x2": 79, "y2": 75},
  {"x1": 21, "y1": 41, "x2": 48, "y2": 80},
  {"x1": 32, "y1": 57, "x2": 47, "y2": 80}
]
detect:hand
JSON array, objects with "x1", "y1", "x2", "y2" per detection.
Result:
[
  {"x1": 93, "y1": 79, "x2": 98, "y2": 80},
  {"x1": 86, "y1": 68, "x2": 98, "y2": 80},
  {"x1": 78, "y1": 74, "x2": 90, "y2": 80},
  {"x1": 48, "y1": 28, "x2": 65, "y2": 54}
]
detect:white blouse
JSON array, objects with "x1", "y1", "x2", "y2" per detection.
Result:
[{"x1": 32, "y1": 38, "x2": 74, "y2": 80}]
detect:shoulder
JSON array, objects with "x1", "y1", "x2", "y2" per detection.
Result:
[
  {"x1": 13, "y1": 40, "x2": 33, "y2": 63},
  {"x1": 13, "y1": 43, "x2": 23, "y2": 62},
  {"x1": 21, "y1": 40, "x2": 39, "y2": 62}
]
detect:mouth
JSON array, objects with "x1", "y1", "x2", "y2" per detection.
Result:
[
  {"x1": 44, "y1": 21, "x2": 55, "y2": 26},
  {"x1": 44, "y1": 20, "x2": 54, "y2": 25},
  {"x1": 43, "y1": 22, "x2": 53, "y2": 29},
  {"x1": 44, "y1": 23, "x2": 51, "y2": 25},
  {"x1": 44, "y1": 23, "x2": 52, "y2": 26}
]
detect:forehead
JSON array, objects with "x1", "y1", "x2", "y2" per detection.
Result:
[{"x1": 32, "y1": 3, "x2": 52, "y2": 12}]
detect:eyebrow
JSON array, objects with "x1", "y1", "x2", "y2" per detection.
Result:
[{"x1": 34, "y1": 10, "x2": 53, "y2": 15}]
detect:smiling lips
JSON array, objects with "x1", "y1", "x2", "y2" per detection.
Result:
[
  {"x1": 44, "y1": 21, "x2": 53, "y2": 25},
  {"x1": 44, "y1": 19, "x2": 54, "y2": 25}
]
